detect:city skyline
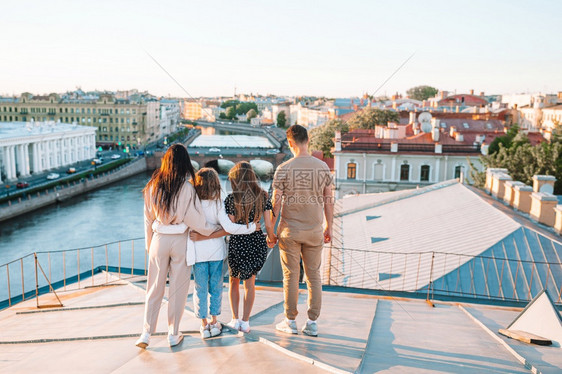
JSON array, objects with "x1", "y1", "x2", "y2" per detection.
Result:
[{"x1": 1, "y1": 0, "x2": 561, "y2": 98}]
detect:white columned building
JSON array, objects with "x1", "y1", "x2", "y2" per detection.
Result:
[{"x1": 0, "y1": 121, "x2": 96, "y2": 183}]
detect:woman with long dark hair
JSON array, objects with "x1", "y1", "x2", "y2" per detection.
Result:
[{"x1": 135, "y1": 144, "x2": 218, "y2": 349}]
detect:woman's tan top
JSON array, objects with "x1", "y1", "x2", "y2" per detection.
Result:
[{"x1": 144, "y1": 181, "x2": 218, "y2": 251}]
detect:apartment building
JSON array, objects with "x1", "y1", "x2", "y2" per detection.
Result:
[{"x1": 0, "y1": 90, "x2": 162, "y2": 148}]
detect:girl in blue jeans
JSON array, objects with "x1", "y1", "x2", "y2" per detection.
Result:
[{"x1": 189, "y1": 168, "x2": 258, "y2": 339}]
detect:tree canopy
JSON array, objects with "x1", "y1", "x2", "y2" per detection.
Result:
[
  {"x1": 406, "y1": 85, "x2": 439, "y2": 101},
  {"x1": 276, "y1": 111, "x2": 287, "y2": 127},
  {"x1": 347, "y1": 108, "x2": 399, "y2": 130},
  {"x1": 474, "y1": 128, "x2": 562, "y2": 194},
  {"x1": 246, "y1": 109, "x2": 257, "y2": 121},
  {"x1": 309, "y1": 119, "x2": 349, "y2": 158},
  {"x1": 220, "y1": 100, "x2": 258, "y2": 116}
]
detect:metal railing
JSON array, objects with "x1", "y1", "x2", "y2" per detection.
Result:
[
  {"x1": 327, "y1": 246, "x2": 562, "y2": 306},
  {"x1": 0, "y1": 238, "x2": 147, "y2": 310}
]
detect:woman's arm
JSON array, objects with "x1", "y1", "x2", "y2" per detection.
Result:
[
  {"x1": 181, "y1": 184, "x2": 219, "y2": 236},
  {"x1": 143, "y1": 193, "x2": 155, "y2": 252},
  {"x1": 190, "y1": 228, "x2": 228, "y2": 241},
  {"x1": 217, "y1": 203, "x2": 256, "y2": 235}
]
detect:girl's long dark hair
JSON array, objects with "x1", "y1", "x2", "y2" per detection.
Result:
[
  {"x1": 228, "y1": 161, "x2": 266, "y2": 225},
  {"x1": 143, "y1": 144, "x2": 196, "y2": 218}
]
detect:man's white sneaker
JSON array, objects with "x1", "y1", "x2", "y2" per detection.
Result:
[
  {"x1": 200, "y1": 325, "x2": 211, "y2": 339},
  {"x1": 302, "y1": 320, "x2": 318, "y2": 337},
  {"x1": 276, "y1": 318, "x2": 298, "y2": 334},
  {"x1": 227, "y1": 319, "x2": 241, "y2": 331},
  {"x1": 210, "y1": 322, "x2": 222, "y2": 337},
  {"x1": 167, "y1": 333, "x2": 184, "y2": 346},
  {"x1": 135, "y1": 332, "x2": 150, "y2": 349},
  {"x1": 239, "y1": 320, "x2": 251, "y2": 333}
]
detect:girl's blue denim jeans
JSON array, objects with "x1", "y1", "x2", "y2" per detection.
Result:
[{"x1": 193, "y1": 260, "x2": 223, "y2": 319}]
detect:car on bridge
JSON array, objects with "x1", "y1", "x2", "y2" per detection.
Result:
[
  {"x1": 46, "y1": 173, "x2": 60, "y2": 180},
  {"x1": 266, "y1": 149, "x2": 280, "y2": 154},
  {"x1": 16, "y1": 182, "x2": 29, "y2": 189},
  {"x1": 208, "y1": 148, "x2": 221, "y2": 153}
]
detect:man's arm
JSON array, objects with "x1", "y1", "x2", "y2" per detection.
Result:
[
  {"x1": 270, "y1": 188, "x2": 282, "y2": 224},
  {"x1": 322, "y1": 184, "x2": 334, "y2": 243}
]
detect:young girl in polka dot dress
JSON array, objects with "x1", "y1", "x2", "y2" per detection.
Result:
[{"x1": 225, "y1": 161, "x2": 276, "y2": 333}]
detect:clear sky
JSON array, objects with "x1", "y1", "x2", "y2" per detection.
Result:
[{"x1": 1, "y1": 0, "x2": 560, "y2": 98}]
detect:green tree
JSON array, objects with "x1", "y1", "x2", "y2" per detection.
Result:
[
  {"x1": 476, "y1": 135, "x2": 562, "y2": 194},
  {"x1": 309, "y1": 119, "x2": 349, "y2": 158},
  {"x1": 276, "y1": 111, "x2": 287, "y2": 127},
  {"x1": 246, "y1": 109, "x2": 257, "y2": 121},
  {"x1": 221, "y1": 100, "x2": 239, "y2": 109},
  {"x1": 488, "y1": 124, "x2": 522, "y2": 155},
  {"x1": 406, "y1": 85, "x2": 439, "y2": 101},
  {"x1": 225, "y1": 106, "x2": 237, "y2": 120},
  {"x1": 219, "y1": 112, "x2": 227, "y2": 119},
  {"x1": 347, "y1": 108, "x2": 399, "y2": 130}
]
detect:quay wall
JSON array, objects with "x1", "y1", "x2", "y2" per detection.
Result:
[{"x1": 0, "y1": 158, "x2": 148, "y2": 223}]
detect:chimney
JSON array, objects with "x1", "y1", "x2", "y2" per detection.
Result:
[
  {"x1": 554, "y1": 205, "x2": 562, "y2": 234},
  {"x1": 434, "y1": 143, "x2": 442, "y2": 153},
  {"x1": 480, "y1": 92, "x2": 485, "y2": 97},
  {"x1": 491, "y1": 172, "x2": 512, "y2": 200},
  {"x1": 512, "y1": 184, "x2": 534, "y2": 213},
  {"x1": 470, "y1": 89, "x2": 474, "y2": 95},
  {"x1": 431, "y1": 118, "x2": 440, "y2": 137},
  {"x1": 455, "y1": 133, "x2": 464, "y2": 142},
  {"x1": 503, "y1": 181, "x2": 525, "y2": 206},
  {"x1": 335, "y1": 131, "x2": 342, "y2": 152},
  {"x1": 481, "y1": 143, "x2": 489, "y2": 155},
  {"x1": 530, "y1": 192, "x2": 558, "y2": 226},
  {"x1": 409, "y1": 111, "x2": 416, "y2": 124},
  {"x1": 390, "y1": 142, "x2": 398, "y2": 152},
  {"x1": 532, "y1": 175, "x2": 556, "y2": 194},
  {"x1": 449, "y1": 126, "x2": 457, "y2": 138},
  {"x1": 485, "y1": 168, "x2": 508, "y2": 194}
]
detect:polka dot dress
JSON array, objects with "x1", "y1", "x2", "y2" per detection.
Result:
[{"x1": 225, "y1": 193, "x2": 272, "y2": 280}]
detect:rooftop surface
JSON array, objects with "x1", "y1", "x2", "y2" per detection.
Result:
[
  {"x1": 327, "y1": 181, "x2": 562, "y2": 306},
  {"x1": 0, "y1": 271, "x2": 560, "y2": 373},
  {"x1": 0, "y1": 121, "x2": 94, "y2": 140},
  {"x1": 189, "y1": 135, "x2": 275, "y2": 149}
]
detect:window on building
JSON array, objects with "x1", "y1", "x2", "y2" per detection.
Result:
[
  {"x1": 126, "y1": 118, "x2": 130, "y2": 124},
  {"x1": 70, "y1": 108, "x2": 74, "y2": 113},
  {"x1": 132, "y1": 109, "x2": 136, "y2": 114},
  {"x1": 420, "y1": 165, "x2": 430, "y2": 182},
  {"x1": 400, "y1": 164, "x2": 410, "y2": 181},
  {"x1": 121, "y1": 109, "x2": 124, "y2": 114},
  {"x1": 92, "y1": 108, "x2": 96, "y2": 114},
  {"x1": 59, "y1": 108, "x2": 63, "y2": 113},
  {"x1": 454, "y1": 165, "x2": 462, "y2": 179},
  {"x1": 87, "y1": 108, "x2": 91, "y2": 114},
  {"x1": 121, "y1": 118, "x2": 124, "y2": 124},
  {"x1": 347, "y1": 163, "x2": 357, "y2": 180}
]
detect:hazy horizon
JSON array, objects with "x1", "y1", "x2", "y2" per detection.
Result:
[{"x1": 1, "y1": 0, "x2": 560, "y2": 98}]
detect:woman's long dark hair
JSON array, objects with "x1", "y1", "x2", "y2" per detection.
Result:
[{"x1": 143, "y1": 144, "x2": 196, "y2": 218}]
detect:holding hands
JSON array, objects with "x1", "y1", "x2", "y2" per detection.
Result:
[{"x1": 266, "y1": 234, "x2": 277, "y2": 248}]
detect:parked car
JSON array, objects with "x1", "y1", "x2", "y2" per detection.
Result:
[
  {"x1": 67, "y1": 167, "x2": 76, "y2": 174},
  {"x1": 46, "y1": 173, "x2": 60, "y2": 180},
  {"x1": 266, "y1": 149, "x2": 280, "y2": 154},
  {"x1": 208, "y1": 148, "x2": 221, "y2": 153},
  {"x1": 111, "y1": 154, "x2": 121, "y2": 159},
  {"x1": 16, "y1": 182, "x2": 29, "y2": 189},
  {"x1": 93, "y1": 158, "x2": 103, "y2": 165}
]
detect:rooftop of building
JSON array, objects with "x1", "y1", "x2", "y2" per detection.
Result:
[
  {"x1": 1, "y1": 177, "x2": 562, "y2": 372},
  {"x1": 0, "y1": 121, "x2": 95, "y2": 140},
  {"x1": 1, "y1": 268, "x2": 559, "y2": 373}
]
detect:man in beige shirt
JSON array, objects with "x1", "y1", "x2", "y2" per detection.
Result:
[{"x1": 270, "y1": 124, "x2": 334, "y2": 336}]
